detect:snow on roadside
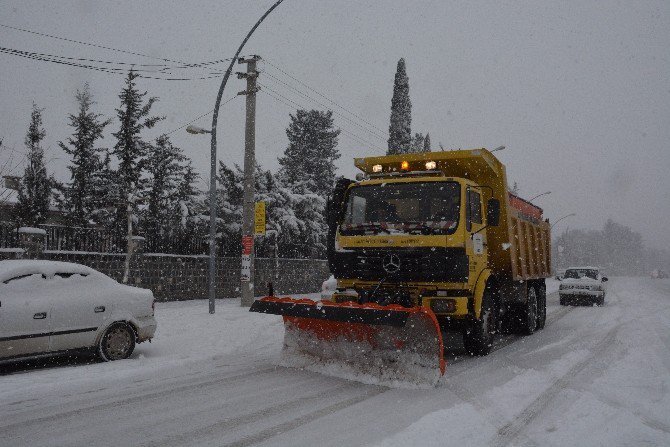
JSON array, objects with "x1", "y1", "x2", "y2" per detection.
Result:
[{"x1": 0, "y1": 297, "x2": 290, "y2": 404}]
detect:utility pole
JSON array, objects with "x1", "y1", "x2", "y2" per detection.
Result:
[{"x1": 238, "y1": 55, "x2": 260, "y2": 307}]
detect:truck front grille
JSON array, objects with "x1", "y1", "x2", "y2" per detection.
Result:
[{"x1": 330, "y1": 247, "x2": 469, "y2": 283}]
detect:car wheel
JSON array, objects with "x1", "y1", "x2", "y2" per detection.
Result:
[
  {"x1": 520, "y1": 285, "x2": 538, "y2": 335},
  {"x1": 99, "y1": 323, "x2": 136, "y2": 361}
]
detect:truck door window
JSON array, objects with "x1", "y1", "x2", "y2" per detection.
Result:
[{"x1": 466, "y1": 189, "x2": 482, "y2": 231}]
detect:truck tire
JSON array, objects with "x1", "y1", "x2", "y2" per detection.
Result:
[
  {"x1": 520, "y1": 285, "x2": 538, "y2": 335},
  {"x1": 464, "y1": 285, "x2": 497, "y2": 356},
  {"x1": 535, "y1": 283, "x2": 547, "y2": 330}
]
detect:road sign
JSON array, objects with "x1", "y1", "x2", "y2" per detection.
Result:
[{"x1": 254, "y1": 201, "x2": 266, "y2": 235}]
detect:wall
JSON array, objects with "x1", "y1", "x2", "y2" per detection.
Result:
[{"x1": 0, "y1": 250, "x2": 330, "y2": 301}]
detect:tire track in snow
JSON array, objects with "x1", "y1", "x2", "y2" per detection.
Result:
[
  {"x1": 0, "y1": 366, "x2": 277, "y2": 431},
  {"x1": 493, "y1": 325, "x2": 619, "y2": 447},
  {"x1": 221, "y1": 385, "x2": 388, "y2": 447}
]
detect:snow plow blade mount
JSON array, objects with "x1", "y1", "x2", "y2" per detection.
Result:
[{"x1": 250, "y1": 297, "x2": 445, "y2": 386}]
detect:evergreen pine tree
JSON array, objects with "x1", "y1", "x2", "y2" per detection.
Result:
[
  {"x1": 411, "y1": 133, "x2": 425, "y2": 153},
  {"x1": 16, "y1": 103, "x2": 51, "y2": 226},
  {"x1": 59, "y1": 84, "x2": 111, "y2": 227},
  {"x1": 387, "y1": 58, "x2": 412, "y2": 155},
  {"x1": 278, "y1": 109, "x2": 340, "y2": 199},
  {"x1": 142, "y1": 135, "x2": 199, "y2": 252},
  {"x1": 111, "y1": 70, "x2": 163, "y2": 232},
  {"x1": 423, "y1": 133, "x2": 431, "y2": 152},
  {"x1": 276, "y1": 109, "x2": 339, "y2": 258},
  {"x1": 89, "y1": 150, "x2": 119, "y2": 232}
]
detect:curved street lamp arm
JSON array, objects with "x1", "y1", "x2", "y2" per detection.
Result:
[
  {"x1": 550, "y1": 213, "x2": 576, "y2": 230},
  {"x1": 206, "y1": 0, "x2": 285, "y2": 314}
]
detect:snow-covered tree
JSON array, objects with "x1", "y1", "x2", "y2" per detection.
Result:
[
  {"x1": 278, "y1": 109, "x2": 340, "y2": 199},
  {"x1": 215, "y1": 161, "x2": 245, "y2": 255},
  {"x1": 59, "y1": 84, "x2": 111, "y2": 227},
  {"x1": 387, "y1": 58, "x2": 412, "y2": 155},
  {"x1": 16, "y1": 103, "x2": 51, "y2": 226},
  {"x1": 111, "y1": 70, "x2": 163, "y2": 232},
  {"x1": 142, "y1": 135, "x2": 199, "y2": 253},
  {"x1": 423, "y1": 133, "x2": 431, "y2": 152},
  {"x1": 410, "y1": 133, "x2": 425, "y2": 153}
]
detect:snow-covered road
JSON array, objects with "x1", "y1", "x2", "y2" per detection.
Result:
[{"x1": 1, "y1": 278, "x2": 669, "y2": 446}]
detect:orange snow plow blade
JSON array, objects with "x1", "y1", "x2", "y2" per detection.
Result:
[{"x1": 250, "y1": 297, "x2": 445, "y2": 386}]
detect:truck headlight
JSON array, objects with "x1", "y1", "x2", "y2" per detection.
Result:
[{"x1": 430, "y1": 299, "x2": 456, "y2": 313}]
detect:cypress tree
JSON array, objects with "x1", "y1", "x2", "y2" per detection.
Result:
[
  {"x1": 423, "y1": 133, "x2": 431, "y2": 152},
  {"x1": 16, "y1": 103, "x2": 51, "y2": 226},
  {"x1": 387, "y1": 58, "x2": 412, "y2": 155}
]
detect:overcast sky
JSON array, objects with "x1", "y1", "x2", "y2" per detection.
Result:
[{"x1": 1, "y1": 0, "x2": 669, "y2": 248}]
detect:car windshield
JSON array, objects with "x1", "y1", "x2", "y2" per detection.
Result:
[
  {"x1": 564, "y1": 269, "x2": 599, "y2": 280},
  {"x1": 340, "y1": 181, "x2": 460, "y2": 235}
]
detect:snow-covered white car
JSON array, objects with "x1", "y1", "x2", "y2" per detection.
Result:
[
  {"x1": 0, "y1": 260, "x2": 156, "y2": 363},
  {"x1": 558, "y1": 266, "x2": 608, "y2": 306}
]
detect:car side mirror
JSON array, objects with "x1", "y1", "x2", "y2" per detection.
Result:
[
  {"x1": 602, "y1": 277, "x2": 608, "y2": 282},
  {"x1": 486, "y1": 198, "x2": 500, "y2": 226}
]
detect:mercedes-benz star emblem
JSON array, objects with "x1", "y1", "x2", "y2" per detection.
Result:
[{"x1": 382, "y1": 254, "x2": 401, "y2": 273}]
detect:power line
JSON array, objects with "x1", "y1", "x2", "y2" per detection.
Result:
[
  {"x1": 0, "y1": 23, "x2": 236, "y2": 70},
  {"x1": 259, "y1": 73, "x2": 387, "y2": 141},
  {"x1": 260, "y1": 87, "x2": 385, "y2": 153},
  {"x1": 258, "y1": 80, "x2": 387, "y2": 147},
  {"x1": 0, "y1": 22, "x2": 188, "y2": 64},
  {"x1": 263, "y1": 58, "x2": 387, "y2": 135},
  {"x1": 0, "y1": 46, "x2": 224, "y2": 80}
]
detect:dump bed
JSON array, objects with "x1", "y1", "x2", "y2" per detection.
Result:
[
  {"x1": 354, "y1": 148, "x2": 551, "y2": 281},
  {"x1": 503, "y1": 192, "x2": 551, "y2": 280}
]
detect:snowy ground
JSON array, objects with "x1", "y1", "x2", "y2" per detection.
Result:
[{"x1": 1, "y1": 277, "x2": 669, "y2": 446}]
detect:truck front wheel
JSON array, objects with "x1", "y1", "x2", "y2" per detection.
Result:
[{"x1": 464, "y1": 287, "x2": 497, "y2": 356}]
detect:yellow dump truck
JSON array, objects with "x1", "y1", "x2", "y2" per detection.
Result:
[{"x1": 251, "y1": 148, "x2": 551, "y2": 384}]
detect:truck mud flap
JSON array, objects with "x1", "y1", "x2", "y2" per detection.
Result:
[{"x1": 250, "y1": 297, "x2": 445, "y2": 386}]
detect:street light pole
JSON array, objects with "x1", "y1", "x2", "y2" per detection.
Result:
[
  {"x1": 551, "y1": 213, "x2": 576, "y2": 230},
  {"x1": 529, "y1": 191, "x2": 551, "y2": 202},
  {"x1": 204, "y1": 0, "x2": 284, "y2": 314}
]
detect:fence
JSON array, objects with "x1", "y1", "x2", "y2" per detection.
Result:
[
  {"x1": 0, "y1": 222, "x2": 207, "y2": 254},
  {"x1": 0, "y1": 222, "x2": 330, "y2": 300}
]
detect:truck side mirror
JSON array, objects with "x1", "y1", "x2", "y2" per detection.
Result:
[{"x1": 486, "y1": 199, "x2": 500, "y2": 226}]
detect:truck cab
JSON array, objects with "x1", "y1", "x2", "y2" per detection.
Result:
[{"x1": 326, "y1": 149, "x2": 550, "y2": 355}]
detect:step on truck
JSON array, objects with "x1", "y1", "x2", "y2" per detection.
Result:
[{"x1": 251, "y1": 148, "x2": 551, "y2": 385}]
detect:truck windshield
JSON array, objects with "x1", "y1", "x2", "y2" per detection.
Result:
[{"x1": 340, "y1": 181, "x2": 460, "y2": 235}]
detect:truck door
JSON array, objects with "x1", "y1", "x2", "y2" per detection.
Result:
[{"x1": 466, "y1": 187, "x2": 487, "y2": 280}]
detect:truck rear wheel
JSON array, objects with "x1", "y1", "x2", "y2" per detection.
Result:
[
  {"x1": 520, "y1": 285, "x2": 538, "y2": 335},
  {"x1": 464, "y1": 286, "x2": 497, "y2": 356}
]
